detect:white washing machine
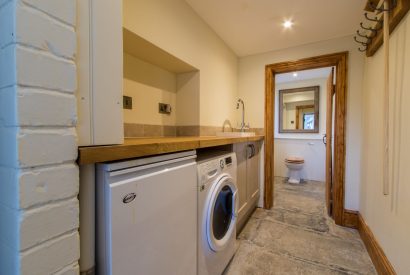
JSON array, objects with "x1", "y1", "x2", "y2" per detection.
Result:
[{"x1": 197, "y1": 152, "x2": 238, "y2": 275}]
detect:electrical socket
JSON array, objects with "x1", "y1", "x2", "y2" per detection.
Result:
[
  {"x1": 158, "y1": 103, "x2": 172, "y2": 114},
  {"x1": 123, "y1": 96, "x2": 132, "y2": 109}
]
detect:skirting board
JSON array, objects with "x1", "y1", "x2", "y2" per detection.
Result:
[
  {"x1": 343, "y1": 209, "x2": 359, "y2": 228},
  {"x1": 357, "y1": 213, "x2": 396, "y2": 275}
]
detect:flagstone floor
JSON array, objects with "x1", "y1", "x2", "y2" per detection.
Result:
[{"x1": 225, "y1": 177, "x2": 376, "y2": 275}]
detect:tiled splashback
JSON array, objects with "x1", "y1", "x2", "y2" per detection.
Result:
[{"x1": 124, "y1": 123, "x2": 264, "y2": 137}]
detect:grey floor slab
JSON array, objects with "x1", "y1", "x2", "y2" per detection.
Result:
[
  {"x1": 225, "y1": 241, "x2": 348, "y2": 275},
  {"x1": 253, "y1": 220, "x2": 375, "y2": 274},
  {"x1": 226, "y1": 177, "x2": 376, "y2": 275},
  {"x1": 274, "y1": 190, "x2": 325, "y2": 216},
  {"x1": 266, "y1": 208, "x2": 329, "y2": 233}
]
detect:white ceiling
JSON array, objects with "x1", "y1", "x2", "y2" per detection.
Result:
[
  {"x1": 185, "y1": 0, "x2": 366, "y2": 57},
  {"x1": 276, "y1": 67, "x2": 332, "y2": 84}
]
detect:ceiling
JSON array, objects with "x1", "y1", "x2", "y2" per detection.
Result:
[
  {"x1": 276, "y1": 67, "x2": 332, "y2": 84},
  {"x1": 185, "y1": 0, "x2": 366, "y2": 57}
]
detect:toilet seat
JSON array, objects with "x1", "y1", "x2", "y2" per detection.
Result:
[{"x1": 285, "y1": 157, "x2": 304, "y2": 164}]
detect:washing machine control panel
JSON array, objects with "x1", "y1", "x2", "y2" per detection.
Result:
[
  {"x1": 202, "y1": 160, "x2": 220, "y2": 175},
  {"x1": 199, "y1": 156, "x2": 235, "y2": 184}
]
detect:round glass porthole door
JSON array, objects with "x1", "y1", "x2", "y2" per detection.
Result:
[{"x1": 207, "y1": 176, "x2": 237, "y2": 252}]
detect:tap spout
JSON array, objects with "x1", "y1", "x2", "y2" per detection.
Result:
[{"x1": 236, "y1": 98, "x2": 246, "y2": 132}]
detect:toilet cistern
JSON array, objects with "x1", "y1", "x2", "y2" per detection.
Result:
[{"x1": 236, "y1": 98, "x2": 249, "y2": 132}]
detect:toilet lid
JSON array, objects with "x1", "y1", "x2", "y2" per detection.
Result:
[{"x1": 285, "y1": 157, "x2": 304, "y2": 163}]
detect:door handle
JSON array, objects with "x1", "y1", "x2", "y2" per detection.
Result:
[
  {"x1": 323, "y1": 134, "x2": 327, "y2": 145},
  {"x1": 247, "y1": 144, "x2": 255, "y2": 158},
  {"x1": 247, "y1": 144, "x2": 253, "y2": 159}
]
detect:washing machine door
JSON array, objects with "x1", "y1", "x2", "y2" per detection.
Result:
[{"x1": 206, "y1": 175, "x2": 238, "y2": 252}]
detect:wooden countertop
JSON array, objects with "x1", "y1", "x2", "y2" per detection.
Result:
[{"x1": 78, "y1": 135, "x2": 264, "y2": 164}]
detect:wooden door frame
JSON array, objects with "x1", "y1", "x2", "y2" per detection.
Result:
[{"x1": 264, "y1": 52, "x2": 348, "y2": 226}]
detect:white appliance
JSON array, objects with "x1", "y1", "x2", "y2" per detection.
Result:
[
  {"x1": 96, "y1": 150, "x2": 197, "y2": 275},
  {"x1": 197, "y1": 152, "x2": 238, "y2": 275}
]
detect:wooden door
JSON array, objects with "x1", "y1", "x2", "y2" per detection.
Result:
[
  {"x1": 234, "y1": 142, "x2": 248, "y2": 221},
  {"x1": 325, "y1": 68, "x2": 335, "y2": 216}
]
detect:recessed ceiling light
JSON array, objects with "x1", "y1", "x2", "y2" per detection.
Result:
[
  {"x1": 293, "y1": 72, "x2": 298, "y2": 77},
  {"x1": 283, "y1": 20, "x2": 294, "y2": 29}
]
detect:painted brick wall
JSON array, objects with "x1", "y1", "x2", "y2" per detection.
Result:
[{"x1": 0, "y1": 0, "x2": 79, "y2": 274}]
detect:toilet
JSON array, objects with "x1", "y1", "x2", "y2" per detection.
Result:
[{"x1": 285, "y1": 157, "x2": 305, "y2": 184}]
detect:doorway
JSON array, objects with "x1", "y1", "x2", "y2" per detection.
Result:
[{"x1": 264, "y1": 52, "x2": 348, "y2": 226}]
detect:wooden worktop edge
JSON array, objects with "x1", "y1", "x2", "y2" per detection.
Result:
[{"x1": 78, "y1": 135, "x2": 264, "y2": 165}]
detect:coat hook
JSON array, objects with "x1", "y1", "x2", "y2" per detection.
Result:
[
  {"x1": 357, "y1": 30, "x2": 372, "y2": 39},
  {"x1": 354, "y1": 36, "x2": 369, "y2": 46},
  {"x1": 364, "y1": 12, "x2": 381, "y2": 22},
  {"x1": 368, "y1": 0, "x2": 396, "y2": 12},
  {"x1": 358, "y1": 46, "x2": 367, "y2": 52},
  {"x1": 360, "y1": 22, "x2": 381, "y2": 32}
]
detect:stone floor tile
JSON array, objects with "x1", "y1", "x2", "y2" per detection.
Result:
[
  {"x1": 227, "y1": 177, "x2": 376, "y2": 275},
  {"x1": 274, "y1": 177, "x2": 325, "y2": 196},
  {"x1": 225, "y1": 241, "x2": 347, "y2": 275},
  {"x1": 266, "y1": 208, "x2": 329, "y2": 233},
  {"x1": 327, "y1": 219, "x2": 363, "y2": 244},
  {"x1": 252, "y1": 207, "x2": 269, "y2": 220},
  {"x1": 237, "y1": 217, "x2": 261, "y2": 241},
  {"x1": 253, "y1": 220, "x2": 375, "y2": 275},
  {"x1": 273, "y1": 190, "x2": 325, "y2": 216}
]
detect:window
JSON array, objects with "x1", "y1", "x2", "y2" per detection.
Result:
[{"x1": 303, "y1": 113, "x2": 315, "y2": 130}]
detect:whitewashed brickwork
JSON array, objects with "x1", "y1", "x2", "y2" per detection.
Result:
[{"x1": 0, "y1": 0, "x2": 79, "y2": 274}]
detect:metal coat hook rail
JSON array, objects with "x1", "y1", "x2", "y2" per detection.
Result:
[
  {"x1": 359, "y1": 0, "x2": 410, "y2": 56},
  {"x1": 368, "y1": 0, "x2": 397, "y2": 12},
  {"x1": 353, "y1": 1, "x2": 389, "y2": 53}
]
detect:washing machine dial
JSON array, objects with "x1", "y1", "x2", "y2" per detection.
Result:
[{"x1": 220, "y1": 159, "x2": 225, "y2": 169}]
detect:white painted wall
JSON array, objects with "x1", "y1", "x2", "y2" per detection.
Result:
[
  {"x1": 176, "y1": 71, "x2": 200, "y2": 126},
  {"x1": 123, "y1": 0, "x2": 238, "y2": 127},
  {"x1": 360, "y1": 12, "x2": 410, "y2": 274},
  {"x1": 123, "y1": 53, "x2": 201, "y2": 127},
  {"x1": 0, "y1": 1, "x2": 79, "y2": 273},
  {"x1": 123, "y1": 53, "x2": 177, "y2": 125},
  {"x1": 274, "y1": 139, "x2": 326, "y2": 182},
  {"x1": 238, "y1": 35, "x2": 364, "y2": 210}
]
